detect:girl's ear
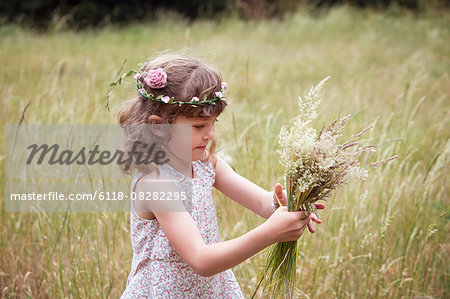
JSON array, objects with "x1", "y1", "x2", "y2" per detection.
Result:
[
  {"x1": 148, "y1": 115, "x2": 166, "y2": 138},
  {"x1": 148, "y1": 115, "x2": 163, "y2": 124}
]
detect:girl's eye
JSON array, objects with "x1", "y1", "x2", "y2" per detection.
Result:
[{"x1": 194, "y1": 125, "x2": 204, "y2": 129}]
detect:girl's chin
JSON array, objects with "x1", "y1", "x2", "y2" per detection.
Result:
[
  {"x1": 191, "y1": 151, "x2": 205, "y2": 161},
  {"x1": 191, "y1": 154, "x2": 202, "y2": 160}
]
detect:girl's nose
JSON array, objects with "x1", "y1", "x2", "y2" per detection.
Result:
[{"x1": 202, "y1": 126, "x2": 215, "y2": 141}]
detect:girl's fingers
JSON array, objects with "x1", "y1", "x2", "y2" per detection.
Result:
[
  {"x1": 314, "y1": 203, "x2": 325, "y2": 209},
  {"x1": 273, "y1": 183, "x2": 287, "y2": 205},
  {"x1": 307, "y1": 220, "x2": 315, "y2": 233},
  {"x1": 310, "y1": 214, "x2": 322, "y2": 224},
  {"x1": 274, "y1": 184, "x2": 283, "y2": 199}
]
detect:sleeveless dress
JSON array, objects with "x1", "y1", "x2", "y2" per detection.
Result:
[{"x1": 121, "y1": 159, "x2": 245, "y2": 298}]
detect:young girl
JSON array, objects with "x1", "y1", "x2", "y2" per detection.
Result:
[{"x1": 118, "y1": 54, "x2": 325, "y2": 298}]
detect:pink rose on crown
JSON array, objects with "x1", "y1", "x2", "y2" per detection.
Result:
[{"x1": 144, "y1": 68, "x2": 167, "y2": 89}]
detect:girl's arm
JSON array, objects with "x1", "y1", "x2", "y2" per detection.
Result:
[
  {"x1": 154, "y1": 204, "x2": 311, "y2": 277},
  {"x1": 213, "y1": 155, "x2": 278, "y2": 218},
  {"x1": 136, "y1": 172, "x2": 312, "y2": 278},
  {"x1": 213, "y1": 155, "x2": 324, "y2": 231}
]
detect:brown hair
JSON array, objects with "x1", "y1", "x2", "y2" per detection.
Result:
[{"x1": 118, "y1": 54, "x2": 226, "y2": 174}]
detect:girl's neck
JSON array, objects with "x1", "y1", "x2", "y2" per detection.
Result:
[{"x1": 163, "y1": 147, "x2": 194, "y2": 179}]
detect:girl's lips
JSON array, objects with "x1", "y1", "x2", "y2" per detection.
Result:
[{"x1": 195, "y1": 146, "x2": 206, "y2": 150}]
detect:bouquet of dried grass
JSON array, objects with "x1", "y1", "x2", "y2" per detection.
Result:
[{"x1": 253, "y1": 77, "x2": 397, "y2": 298}]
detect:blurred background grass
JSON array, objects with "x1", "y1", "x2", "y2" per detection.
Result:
[{"x1": 0, "y1": 4, "x2": 449, "y2": 298}]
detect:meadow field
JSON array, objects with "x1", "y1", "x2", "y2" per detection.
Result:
[{"x1": 0, "y1": 6, "x2": 449, "y2": 298}]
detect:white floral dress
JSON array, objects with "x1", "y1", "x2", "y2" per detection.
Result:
[{"x1": 121, "y1": 160, "x2": 244, "y2": 298}]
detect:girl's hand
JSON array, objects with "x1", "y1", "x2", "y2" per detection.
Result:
[
  {"x1": 273, "y1": 183, "x2": 326, "y2": 234},
  {"x1": 263, "y1": 207, "x2": 311, "y2": 243}
]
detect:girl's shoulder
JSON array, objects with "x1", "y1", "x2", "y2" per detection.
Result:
[
  {"x1": 134, "y1": 167, "x2": 171, "y2": 181},
  {"x1": 132, "y1": 169, "x2": 175, "y2": 192}
]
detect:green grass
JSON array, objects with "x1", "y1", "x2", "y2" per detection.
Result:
[{"x1": 1, "y1": 6, "x2": 449, "y2": 298}]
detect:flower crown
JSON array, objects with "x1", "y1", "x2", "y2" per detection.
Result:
[
  {"x1": 134, "y1": 68, "x2": 227, "y2": 107},
  {"x1": 105, "y1": 64, "x2": 227, "y2": 109}
]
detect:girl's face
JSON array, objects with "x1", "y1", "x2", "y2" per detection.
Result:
[{"x1": 173, "y1": 115, "x2": 219, "y2": 161}]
